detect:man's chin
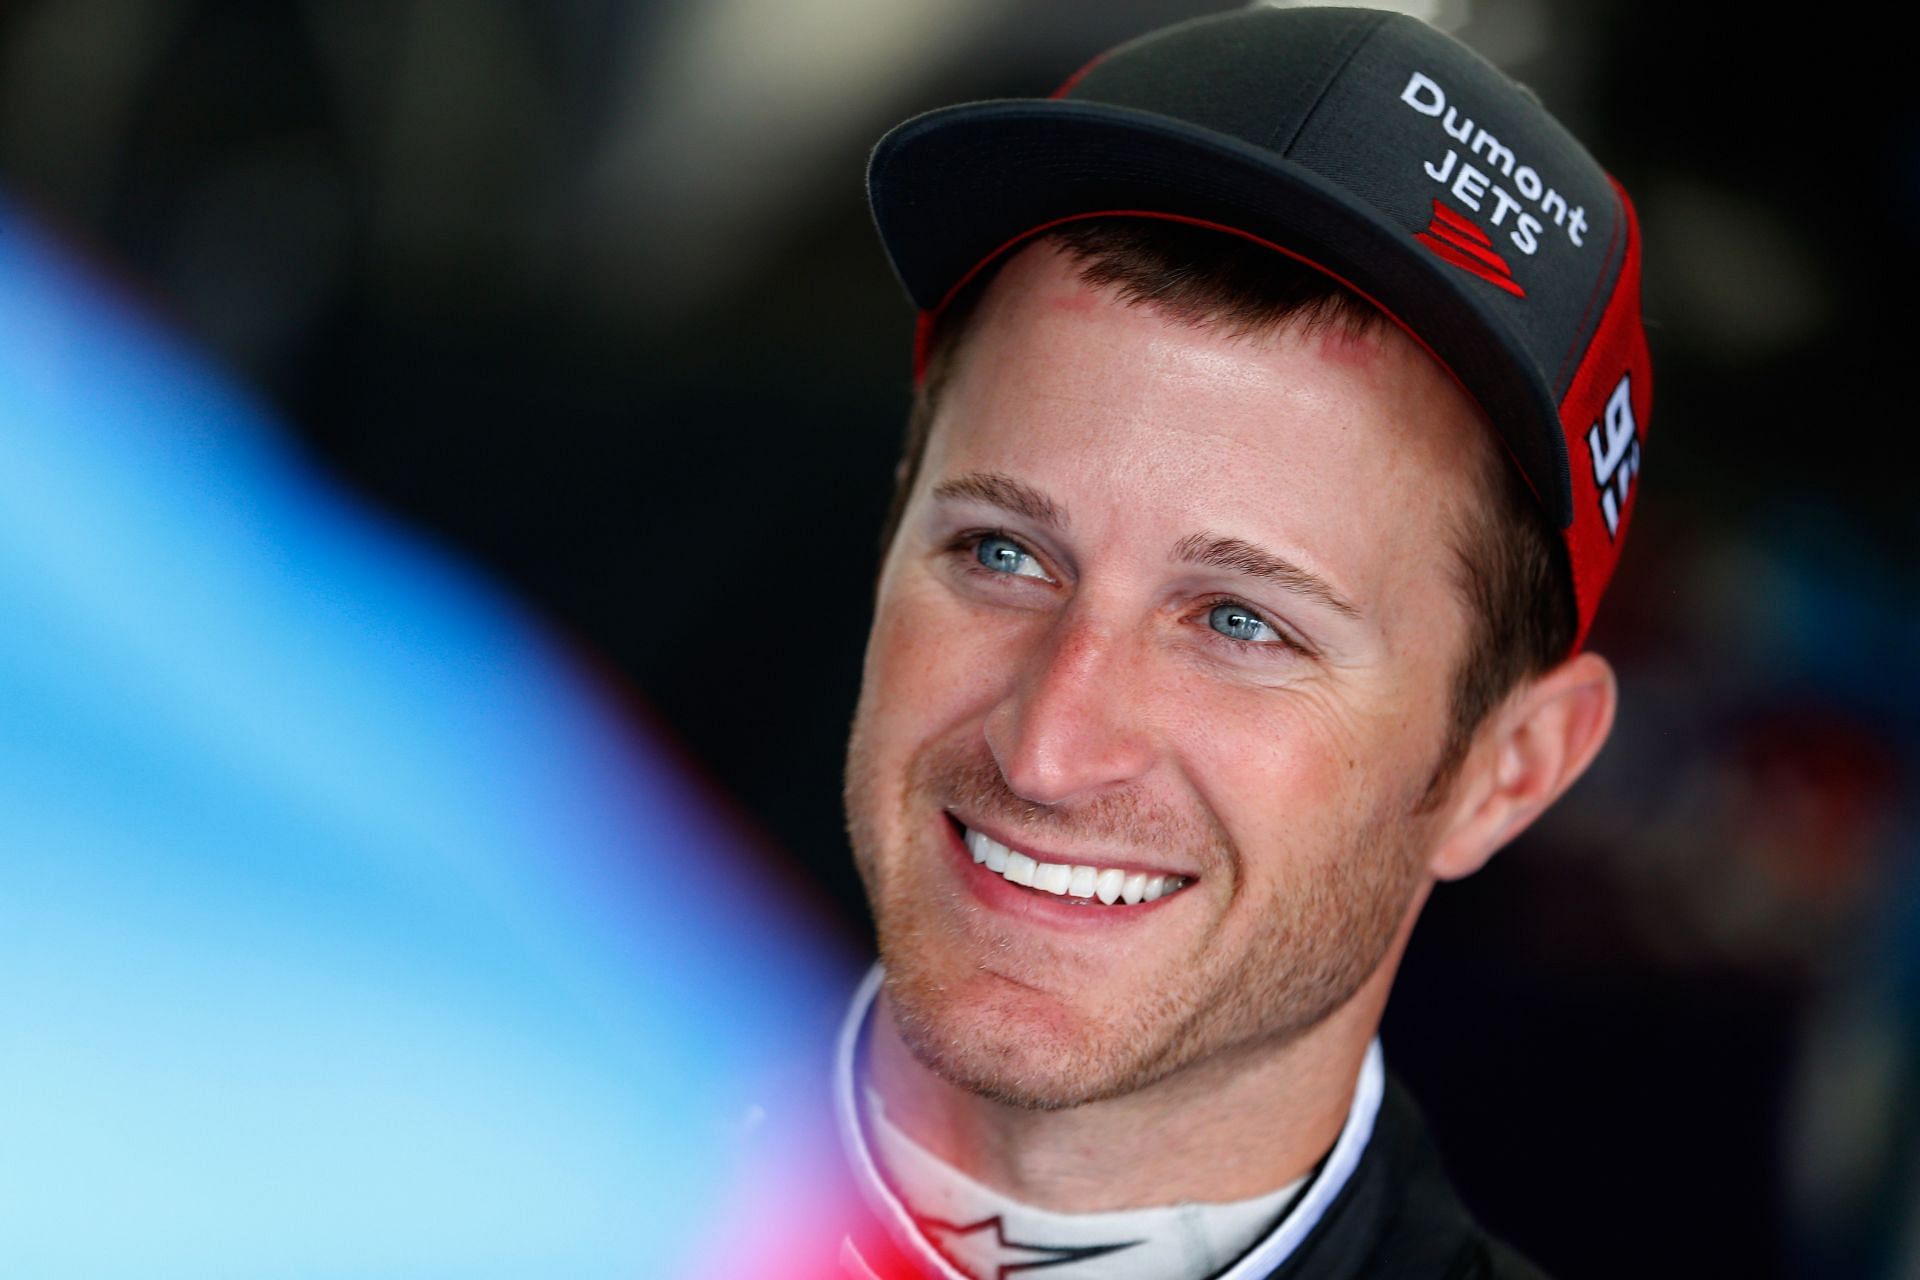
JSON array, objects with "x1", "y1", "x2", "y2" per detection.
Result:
[{"x1": 879, "y1": 957, "x2": 1181, "y2": 1112}]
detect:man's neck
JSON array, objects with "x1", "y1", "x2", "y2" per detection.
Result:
[{"x1": 864, "y1": 985, "x2": 1384, "y2": 1213}]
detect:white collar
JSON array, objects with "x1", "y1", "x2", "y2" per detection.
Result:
[
  {"x1": 833, "y1": 964, "x2": 1386, "y2": 1280},
  {"x1": 862, "y1": 1082, "x2": 1309, "y2": 1279}
]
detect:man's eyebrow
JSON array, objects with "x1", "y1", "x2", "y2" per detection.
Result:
[
  {"x1": 1173, "y1": 532, "x2": 1362, "y2": 620},
  {"x1": 930, "y1": 472, "x2": 1067, "y2": 530}
]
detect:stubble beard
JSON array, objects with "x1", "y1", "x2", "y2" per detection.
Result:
[{"x1": 844, "y1": 719, "x2": 1429, "y2": 1113}]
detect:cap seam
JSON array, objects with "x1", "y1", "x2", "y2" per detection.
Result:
[
  {"x1": 1551, "y1": 180, "x2": 1626, "y2": 396},
  {"x1": 1267, "y1": 10, "x2": 1392, "y2": 155}
]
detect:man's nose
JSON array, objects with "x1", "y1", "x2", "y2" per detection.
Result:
[{"x1": 984, "y1": 605, "x2": 1157, "y2": 807}]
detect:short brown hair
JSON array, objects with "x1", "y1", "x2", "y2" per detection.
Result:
[{"x1": 880, "y1": 218, "x2": 1575, "y2": 803}]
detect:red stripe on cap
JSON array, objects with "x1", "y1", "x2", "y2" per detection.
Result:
[
  {"x1": 911, "y1": 309, "x2": 937, "y2": 384},
  {"x1": 1428, "y1": 200, "x2": 1493, "y2": 247},
  {"x1": 1421, "y1": 221, "x2": 1516, "y2": 276},
  {"x1": 1415, "y1": 232, "x2": 1526, "y2": 297},
  {"x1": 1556, "y1": 179, "x2": 1650, "y2": 653},
  {"x1": 1049, "y1": 51, "x2": 1107, "y2": 99},
  {"x1": 1416, "y1": 200, "x2": 1525, "y2": 294}
]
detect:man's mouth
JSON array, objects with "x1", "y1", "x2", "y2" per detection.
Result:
[{"x1": 960, "y1": 824, "x2": 1192, "y2": 906}]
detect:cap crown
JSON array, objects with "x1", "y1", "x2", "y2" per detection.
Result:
[{"x1": 1070, "y1": 9, "x2": 1622, "y2": 415}]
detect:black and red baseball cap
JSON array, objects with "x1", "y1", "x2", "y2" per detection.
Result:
[{"x1": 867, "y1": 5, "x2": 1650, "y2": 651}]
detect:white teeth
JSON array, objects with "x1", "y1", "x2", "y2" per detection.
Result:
[
  {"x1": 965, "y1": 828, "x2": 1012, "y2": 873},
  {"x1": 963, "y1": 826, "x2": 1188, "y2": 907}
]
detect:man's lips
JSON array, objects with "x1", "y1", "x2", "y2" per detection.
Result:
[{"x1": 944, "y1": 813, "x2": 1196, "y2": 908}]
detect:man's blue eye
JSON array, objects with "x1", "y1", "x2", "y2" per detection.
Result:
[
  {"x1": 1208, "y1": 602, "x2": 1274, "y2": 643},
  {"x1": 975, "y1": 536, "x2": 1047, "y2": 579}
]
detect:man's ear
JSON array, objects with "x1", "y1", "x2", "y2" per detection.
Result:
[{"x1": 1427, "y1": 650, "x2": 1618, "y2": 882}]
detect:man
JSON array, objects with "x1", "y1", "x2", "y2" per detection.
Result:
[{"x1": 831, "y1": 7, "x2": 1649, "y2": 1278}]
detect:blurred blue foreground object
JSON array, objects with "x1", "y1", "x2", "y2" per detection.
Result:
[{"x1": 0, "y1": 201, "x2": 851, "y2": 1278}]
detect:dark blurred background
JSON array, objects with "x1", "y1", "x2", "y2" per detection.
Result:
[{"x1": 3, "y1": 2, "x2": 1913, "y2": 1276}]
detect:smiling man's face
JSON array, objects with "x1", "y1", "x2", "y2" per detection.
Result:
[{"x1": 844, "y1": 239, "x2": 1493, "y2": 1110}]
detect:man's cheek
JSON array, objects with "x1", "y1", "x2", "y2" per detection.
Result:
[
  {"x1": 864, "y1": 584, "x2": 950, "y2": 695},
  {"x1": 872, "y1": 594, "x2": 1022, "y2": 726}
]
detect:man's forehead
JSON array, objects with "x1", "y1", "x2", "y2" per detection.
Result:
[
  {"x1": 942, "y1": 239, "x2": 1486, "y2": 471},
  {"x1": 966, "y1": 237, "x2": 1395, "y2": 366}
]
